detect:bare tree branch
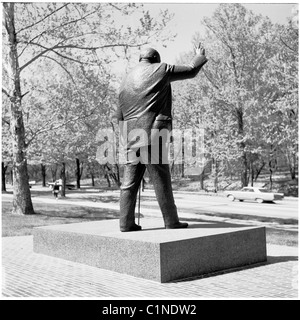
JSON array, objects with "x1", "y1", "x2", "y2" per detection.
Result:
[
  {"x1": 108, "y1": 3, "x2": 123, "y2": 11},
  {"x1": 202, "y1": 69, "x2": 220, "y2": 90},
  {"x1": 203, "y1": 21, "x2": 232, "y2": 52},
  {"x1": 41, "y1": 56, "x2": 76, "y2": 84},
  {"x1": 19, "y1": 39, "x2": 150, "y2": 72},
  {"x1": 19, "y1": 48, "x2": 50, "y2": 72},
  {"x1": 280, "y1": 36, "x2": 297, "y2": 52},
  {"x1": 17, "y1": 7, "x2": 99, "y2": 58},
  {"x1": 21, "y1": 91, "x2": 29, "y2": 99},
  {"x1": 2, "y1": 87, "x2": 11, "y2": 98},
  {"x1": 25, "y1": 110, "x2": 98, "y2": 147},
  {"x1": 40, "y1": 42, "x2": 150, "y2": 51},
  {"x1": 19, "y1": 43, "x2": 93, "y2": 72},
  {"x1": 19, "y1": 7, "x2": 99, "y2": 47},
  {"x1": 2, "y1": 118, "x2": 10, "y2": 126},
  {"x1": 48, "y1": 49, "x2": 95, "y2": 65},
  {"x1": 24, "y1": 112, "x2": 62, "y2": 146},
  {"x1": 54, "y1": 31, "x2": 99, "y2": 43},
  {"x1": 16, "y1": 3, "x2": 70, "y2": 34}
]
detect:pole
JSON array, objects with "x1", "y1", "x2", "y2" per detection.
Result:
[{"x1": 137, "y1": 182, "x2": 141, "y2": 225}]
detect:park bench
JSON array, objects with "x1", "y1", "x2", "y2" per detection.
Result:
[
  {"x1": 47, "y1": 181, "x2": 76, "y2": 190},
  {"x1": 29, "y1": 181, "x2": 36, "y2": 188}
]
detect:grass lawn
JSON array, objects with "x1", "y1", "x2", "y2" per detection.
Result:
[
  {"x1": 2, "y1": 200, "x2": 119, "y2": 237},
  {"x1": 265, "y1": 228, "x2": 298, "y2": 247},
  {"x1": 2, "y1": 197, "x2": 298, "y2": 247}
]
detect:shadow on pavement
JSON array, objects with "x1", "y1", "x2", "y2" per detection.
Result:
[
  {"x1": 181, "y1": 217, "x2": 251, "y2": 228},
  {"x1": 170, "y1": 261, "x2": 268, "y2": 283},
  {"x1": 267, "y1": 255, "x2": 298, "y2": 264},
  {"x1": 187, "y1": 221, "x2": 251, "y2": 228},
  {"x1": 171, "y1": 254, "x2": 297, "y2": 284}
]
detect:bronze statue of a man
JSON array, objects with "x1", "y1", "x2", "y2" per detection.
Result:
[{"x1": 116, "y1": 43, "x2": 208, "y2": 232}]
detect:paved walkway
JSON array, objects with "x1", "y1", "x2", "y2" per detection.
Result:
[{"x1": 2, "y1": 235, "x2": 298, "y2": 298}]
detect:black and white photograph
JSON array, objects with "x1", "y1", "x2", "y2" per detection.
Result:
[{"x1": 1, "y1": 1, "x2": 298, "y2": 302}]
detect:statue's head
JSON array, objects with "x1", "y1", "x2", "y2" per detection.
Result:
[{"x1": 139, "y1": 47, "x2": 161, "y2": 63}]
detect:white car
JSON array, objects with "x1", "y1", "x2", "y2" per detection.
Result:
[{"x1": 224, "y1": 187, "x2": 284, "y2": 203}]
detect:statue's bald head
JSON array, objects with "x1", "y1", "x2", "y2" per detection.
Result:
[{"x1": 139, "y1": 48, "x2": 161, "y2": 63}]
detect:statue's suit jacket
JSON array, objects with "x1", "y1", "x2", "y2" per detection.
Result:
[{"x1": 117, "y1": 54, "x2": 208, "y2": 148}]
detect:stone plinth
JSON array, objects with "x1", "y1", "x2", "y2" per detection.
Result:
[{"x1": 33, "y1": 219, "x2": 267, "y2": 283}]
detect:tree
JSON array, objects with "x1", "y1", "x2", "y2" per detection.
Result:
[
  {"x1": 172, "y1": 4, "x2": 298, "y2": 190},
  {"x1": 3, "y1": 3, "x2": 34, "y2": 214},
  {"x1": 172, "y1": 50, "x2": 241, "y2": 190},
  {"x1": 244, "y1": 10, "x2": 298, "y2": 185},
  {"x1": 263, "y1": 15, "x2": 298, "y2": 180},
  {"x1": 199, "y1": 4, "x2": 282, "y2": 187},
  {"x1": 189, "y1": 4, "x2": 291, "y2": 187},
  {"x1": 2, "y1": 2, "x2": 174, "y2": 214}
]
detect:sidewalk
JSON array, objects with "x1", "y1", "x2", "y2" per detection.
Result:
[{"x1": 2, "y1": 234, "x2": 298, "y2": 298}]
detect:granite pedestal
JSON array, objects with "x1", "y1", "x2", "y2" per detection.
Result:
[{"x1": 33, "y1": 219, "x2": 267, "y2": 283}]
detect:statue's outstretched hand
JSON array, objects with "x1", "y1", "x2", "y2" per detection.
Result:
[{"x1": 195, "y1": 42, "x2": 206, "y2": 56}]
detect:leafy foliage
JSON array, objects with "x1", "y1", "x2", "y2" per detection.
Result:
[{"x1": 172, "y1": 4, "x2": 298, "y2": 189}]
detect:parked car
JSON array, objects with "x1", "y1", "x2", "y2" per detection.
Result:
[{"x1": 224, "y1": 187, "x2": 284, "y2": 203}]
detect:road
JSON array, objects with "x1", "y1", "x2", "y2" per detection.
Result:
[
  {"x1": 139, "y1": 190, "x2": 298, "y2": 221},
  {"x1": 2, "y1": 188, "x2": 298, "y2": 222}
]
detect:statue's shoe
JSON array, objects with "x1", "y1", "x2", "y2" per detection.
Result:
[
  {"x1": 120, "y1": 224, "x2": 142, "y2": 232},
  {"x1": 165, "y1": 222, "x2": 188, "y2": 229}
]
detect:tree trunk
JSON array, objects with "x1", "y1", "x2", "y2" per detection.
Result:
[
  {"x1": 199, "y1": 172, "x2": 205, "y2": 190},
  {"x1": 269, "y1": 157, "x2": 277, "y2": 190},
  {"x1": 240, "y1": 144, "x2": 248, "y2": 187},
  {"x1": 60, "y1": 162, "x2": 66, "y2": 197},
  {"x1": 181, "y1": 135, "x2": 185, "y2": 178},
  {"x1": 91, "y1": 173, "x2": 95, "y2": 186},
  {"x1": 2, "y1": 162, "x2": 8, "y2": 192},
  {"x1": 288, "y1": 152, "x2": 297, "y2": 180},
  {"x1": 50, "y1": 164, "x2": 57, "y2": 182},
  {"x1": 112, "y1": 164, "x2": 121, "y2": 187},
  {"x1": 269, "y1": 168, "x2": 273, "y2": 190},
  {"x1": 250, "y1": 162, "x2": 254, "y2": 187},
  {"x1": 170, "y1": 160, "x2": 175, "y2": 176},
  {"x1": 105, "y1": 173, "x2": 111, "y2": 188},
  {"x1": 199, "y1": 162, "x2": 207, "y2": 190},
  {"x1": 236, "y1": 107, "x2": 248, "y2": 187},
  {"x1": 213, "y1": 160, "x2": 218, "y2": 192},
  {"x1": 290, "y1": 166, "x2": 296, "y2": 180},
  {"x1": 41, "y1": 163, "x2": 46, "y2": 187},
  {"x1": 3, "y1": 3, "x2": 34, "y2": 215},
  {"x1": 75, "y1": 158, "x2": 83, "y2": 189},
  {"x1": 254, "y1": 162, "x2": 265, "y2": 181},
  {"x1": 104, "y1": 164, "x2": 121, "y2": 187}
]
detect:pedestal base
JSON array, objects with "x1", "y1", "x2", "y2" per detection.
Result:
[{"x1": 33, "y1": 219, "x2": 267, "y2": 283}]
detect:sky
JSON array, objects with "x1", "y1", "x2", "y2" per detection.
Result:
[{"x1": 131, "y1": 1, "x2": 297, "y2": 64}]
